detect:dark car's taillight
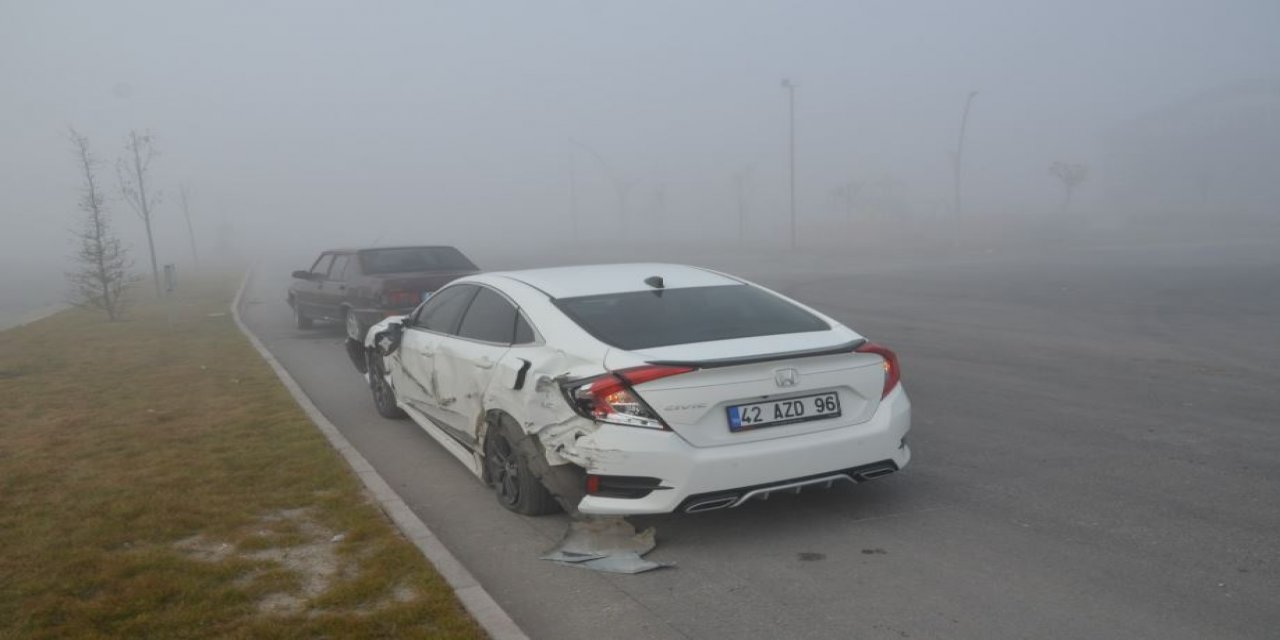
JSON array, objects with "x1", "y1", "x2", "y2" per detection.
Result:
[{"x1": 382, "y1": 290, "x2": 420, "y2": 307}]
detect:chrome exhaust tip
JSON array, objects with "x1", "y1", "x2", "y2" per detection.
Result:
[
  {"x1": 854, "y1": 464, "x2": 897, "y2": 481},
  {"x1": 683, "y1": 495, "x2": 739, "y2": 513}
]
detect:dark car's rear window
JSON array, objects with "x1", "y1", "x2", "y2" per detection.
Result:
[
  {"x1": 554, "y1": 284, "x2": 830, "y2": 350},
  {"x1": 359, "y1": 247, "x2": 477, "y2": 274}
]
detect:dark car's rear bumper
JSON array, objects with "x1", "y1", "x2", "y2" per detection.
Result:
[{"x1": 349, "y1": 307, "x2": 413, "y2": 333}]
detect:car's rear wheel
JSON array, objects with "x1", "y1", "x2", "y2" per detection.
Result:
[
  {"x1": 293, "y1": 303, "x2": 313, "y2": 329},
  {"x1": 367, "y1": 350, "x2": 406, "y2": 419},
  {"x1": 484, "y1": 417, "x2": 558, "y2": 516}
]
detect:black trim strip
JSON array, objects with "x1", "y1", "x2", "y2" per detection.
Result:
[
  {"x1": 647, "y1": 338, "x2": 866, "y2": 369},
  {"x1": 513, "y1": 358, "x2": 532, "y2": 390}
]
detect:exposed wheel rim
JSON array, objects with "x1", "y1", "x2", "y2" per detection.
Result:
[
  {"x1": 373, "y1": 376, "x2": 393, "y2": 410},
  {"x1": 486, "y1": 434, "x2": 520, "y2": 507},
  {"x1": 370, "y1": 357, "x2": 395, "y2": 410}
]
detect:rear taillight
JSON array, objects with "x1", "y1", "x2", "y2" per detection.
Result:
[
  {"x1": 382, "y1": 290, "x2": 420, "y2": 307},
  {"x1": 855, "y1": 342, "x2": 901, "y2": 399},
  {"x1": 563, "y1": 365, "x2": 694, "y2": 430}
]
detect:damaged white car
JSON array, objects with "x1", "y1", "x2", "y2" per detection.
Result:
[{"x1": 358, "y1": 263, "x2": 910, "y2": 516}]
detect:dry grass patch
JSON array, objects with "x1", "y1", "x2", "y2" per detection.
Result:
[{"x1": 0, "y1": 276, "x2": 485, "y2": 639}]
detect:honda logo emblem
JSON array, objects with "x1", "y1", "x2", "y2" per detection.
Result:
[{"x1": 774, "y1": 368, "x2": 799, "y2": 388}]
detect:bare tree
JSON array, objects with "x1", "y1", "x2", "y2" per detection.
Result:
[
  {"x1": 831, "y1": 178, "x2": 865, "y2": 227},
  {"x1": 179, "y1": 183, "x2": 199, "y2": 268},
  {"x1": 66, "y1": 128, "x2": 136, "y2": 321},
  {"x1": 118, "y1": 130, "x2": 162, "y2": 297},
  {"x1": 568, "y1": 138, "x2": 630, "y2": 233},
  {"x1": 1050, "y1": 162, "x2": 1089, "y2": 214}
]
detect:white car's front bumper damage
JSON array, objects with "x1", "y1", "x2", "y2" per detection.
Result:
[{"x1": 569, "y1": 388, "x2": 912, "y2": 515}]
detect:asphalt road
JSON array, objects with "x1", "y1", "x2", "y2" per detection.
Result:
[{"x1": 241, "y1": 240, "x2": 1280, "y2": 639}]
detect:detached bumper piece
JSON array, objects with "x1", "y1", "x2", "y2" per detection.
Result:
[
  {"x1": 541, "y1": 517, "x2": 672, "y2": 574},
  {"x1": 676, "y1": 460, "x2": 899, "y2": 514}
]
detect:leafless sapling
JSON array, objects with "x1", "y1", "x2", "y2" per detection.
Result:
[
  {"x1": 66, "y1": 128, "x2": 136, "y2": 321},
  {"x1": 179, "y1": 183, "x2": 199, "y2": 268},
  {"x1": 1050, "y1": 162, "x2": 1089, "y2": 214},
  {"x1": 118, "y1": 130, "x2": 162, "y2": 297}
]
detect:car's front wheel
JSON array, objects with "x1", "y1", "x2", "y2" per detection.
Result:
[
  {"x1": 484, "y1": 417, "x2": 558, "y2": 516},
  {"x1": 345, "y1": 310, "x2": 366, "y2": 342},
  {"x1": 367, "y1": 350, "x2": 406, "y2": 419},
  {"x1": 293, "y1": 303, "x2": 313, "y2": 330}
]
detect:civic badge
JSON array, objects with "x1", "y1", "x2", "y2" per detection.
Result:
[{"x1": 774, "y1": 368, "x2": 799, "y2": 388}]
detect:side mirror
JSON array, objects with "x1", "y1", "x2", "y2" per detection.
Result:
[{"x1": 291, "y1": 270, "x2": 314, "y2": 280}]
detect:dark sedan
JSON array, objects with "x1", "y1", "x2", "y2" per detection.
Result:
[{"x1": 287, "y1": 246, "x2": 479, "y2": 342}]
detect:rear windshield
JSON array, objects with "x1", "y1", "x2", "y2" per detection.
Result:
[
  {"x1": 359, "y1": 247, "x2": 477, "y2": 274},
  {"x1": 554, "y1": 284, "x2": 830, "y2": 350}
]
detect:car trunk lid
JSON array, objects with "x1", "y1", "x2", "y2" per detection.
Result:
[
  {"x1": 373, "y1": 271, "x2": 476, "y2": 304},
  {"x1": 607, "y1": 333, "x2": 888, "y2": 447}
]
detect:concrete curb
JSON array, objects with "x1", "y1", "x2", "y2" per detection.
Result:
[
  {"x1": 232, "y1": 271, "x2": 529, "y2": 640},
  {"x1": 0, "y1": 304, "x2": 70, "y2": 333}
]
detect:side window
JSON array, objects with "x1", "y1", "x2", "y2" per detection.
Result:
[
  {"x1": 413, "y1": 285, "x2": 477, "y2": 334},
  {"x1": 329, "y1": 255, "x2": 349, "y2": 280},
  {"x1": 310, "y1": 253, "x2": 334, "y2": 276},
  {"x1": 457, "y1": 288, "x2": 518, "y2": 344},
  {"x1": 514, "y1": 313, "x2": 535, "y2": 345}
]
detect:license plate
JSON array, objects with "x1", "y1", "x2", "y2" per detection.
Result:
[{"x1": 727, "y1": 392, "x2": 841, "y2": 432}]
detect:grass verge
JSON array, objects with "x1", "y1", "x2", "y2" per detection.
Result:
[{"x1": 0, "y1": 276, "x2": 485, "y2": 639}]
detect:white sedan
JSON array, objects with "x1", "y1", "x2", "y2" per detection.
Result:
[{"x1": 359, "y1": 263, "x2": 910, "y2": 516}]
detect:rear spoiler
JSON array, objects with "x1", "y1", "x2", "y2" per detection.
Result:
[{"x1": 646, "y1": 338, "x2": 867, "y2": 369}]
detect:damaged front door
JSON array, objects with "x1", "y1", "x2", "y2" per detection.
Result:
[{"x1": 393, "y1": 284, "x2": 478, "y2": 413}]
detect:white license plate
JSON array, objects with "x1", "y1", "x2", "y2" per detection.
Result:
[{"x1": 727, "y1": 392, "x2": 842, "y2": 432}]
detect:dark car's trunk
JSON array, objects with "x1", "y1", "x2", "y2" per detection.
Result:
[{"x1": 372, "y1": 271, "x2": 476, "y2": 305}]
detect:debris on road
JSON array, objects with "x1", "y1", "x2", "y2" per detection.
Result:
[{"x1": 541, "y1": 517, "x2": 672, "y2": 574}]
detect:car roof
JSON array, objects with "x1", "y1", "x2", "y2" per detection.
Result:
[
  {"x1": 487, "y1": 263, "x2": 742, "y2": 299},
  {"x1": 355, "y1": 245, "x2": 461, "y2": 253}
]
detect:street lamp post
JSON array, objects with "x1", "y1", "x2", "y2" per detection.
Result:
[
  {"x1": 953, "y1": 90, "x2": 978, "y2": 220},
  {"x1": 782, "y1": 78, "x2": 797, "y2": 250},
  {"x1": 568, "y1": 148, "x2": 579, "y2": 242}
]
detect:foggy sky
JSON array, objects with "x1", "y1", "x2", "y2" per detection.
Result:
[{"x1": 2, "y1": 0, "x2": 1277, "y2": 282}]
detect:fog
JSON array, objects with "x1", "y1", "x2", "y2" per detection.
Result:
[{"x1": 2, "y1": 1, "x2": 1278, "y2": 319}]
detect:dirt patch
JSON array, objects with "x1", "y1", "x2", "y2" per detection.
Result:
[
  {"x1": 174, "y1": 534, "x2": 236, "y2": 563},
  {"x1": 175, "y1": 508, "x2": 353, "y2": 615}
]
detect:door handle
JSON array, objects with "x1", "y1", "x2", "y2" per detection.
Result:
[{"x1": 474, "y1": 357, "x2": 494, "y2": 370}]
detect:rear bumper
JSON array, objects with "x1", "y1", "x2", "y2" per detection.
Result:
[{"x1": 574, "y1": 387, "x2": 911, "y2": 515}]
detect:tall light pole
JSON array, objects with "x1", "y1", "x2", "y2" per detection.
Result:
[
  {"x1": 953, "y1": 90, "x2": 978, "y2": 220},
  {"x1": 733, "y1": 166, "x2": 752, "y2": 246},
  {"x1": 567, "y1": 148, "x2": 579, "y2": 242},
  {"x1": 782, "y1": 78, "x2": 798, "y2": 250}
]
